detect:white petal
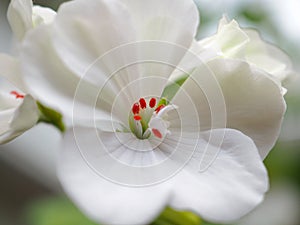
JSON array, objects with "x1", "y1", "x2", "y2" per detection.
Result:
[
  {"x1": 0, "y1": 113, "x2": 12, "y2": 137},
  {"x1": 173, "y1": 58, "x2": 286, "y2": 159},
  {"x1": 170, "y1": 129, "x2": 268, "y2": 223},
  {"x1": 21, "y1": 26, "x2": 171, "y2": 125},
  {"x1": 218, "y1": 15, "x2": 230, "y2": 28},
  {"x1": 52, "y1": 0, "x2": 136, "y2": 79},
  {"x1": 10, "y1": 95, "x2": 39, "y2": 130},
  {"x1": 122, "y1": 0, "x2": 199, "y2": 85},
  {"x1": 123, "y1": 0, "x2": 199, "y2": 41},
  {"x1": 209, "y1": 59, "x2": 286, "y2": 158},
  {"x1": 0, "y1": 77, "x2": 24, "y2": 109},
  {"x1": 167, "y1": 40, "x2": 219, "y2": 88},
  {"x1": 0, "y1": 94, "x2": 39, "y2": 144},
  {"x1": 62, "y1": 127, "x2": 192, "y2": 185},
  {"x1": 51, "y1": 0, "x2": 198, "y2": 101},
  {"x1": 58, "y1": 128, "x2": 172, "y2": 225},
  {"x1": 201, "y1": 17, "x2": 296, "y2": 83},
  {"x1": 7, "y1": 0, "x2": 33, "y2": 41},
  {"x1": 241, "y1": 29, "x2": 296, "y2": 83},
  {"x1": 32, "y1": 6, "x2": 56, "y2": 26},
  {"x1": 198, "y1": 17, "x2": 249, "y2": 57},
  {"x1": 0, "y1": 54, "x2": 27, "y2": 92},
  {"x1": 172, "y1": 60, "x2": 227, "y2": 132},
  {"x1": 21, "y1": 25, "x2": 112, "y2": 121}
]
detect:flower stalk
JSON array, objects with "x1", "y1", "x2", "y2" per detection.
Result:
[{"x1": 37, "y1": 101, "x2": 65, "y2": 133}]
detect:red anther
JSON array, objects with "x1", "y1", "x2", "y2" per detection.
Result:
[
  {"x1": 139, "y1": 98, "x2": 147, "y2": 109},
  {"x1": 10, "y1": 91, "x2": 25, "y2": 99},
  {"x1": 152, "y1": 128, "x2": 163, "y2": 139},
  {"x1": 132, "y1": 103, "x2": 140, "y2": 115},
  {"x1": 155, "y1": 104, "x2": 165, "y2": 113},
  {"x1": 149, "y1": 98, "x2": 156, "y2": 108},
  {"x1": 134, "y1": 115, "x2": 142, "y2": 121}
]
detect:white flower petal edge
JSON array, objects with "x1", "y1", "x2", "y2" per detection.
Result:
[
  {"x1": 32, "y1": 6, "x2": 56, "y2": 27},
  {"x1": 0, "y1": 91, "x2": 39, "y2": 144},
  {"x1": 58, "y1": 127, "x2": 268, "y2": 224},
  {"x1": 173, "y1": 58, "x2": 286, "y2": 159},
  {"x1": 208, "y1": 59, "x2": 286, "y2": 159},
  {"x1": 170, "y1": 129, "x2": 268, "y2": 223},
  {"x1": 7, "y1": 0, "x2": 56, "y2": 41},
  {"x1": 58, "y1": 127, "x2": 172, "y2": 225},
  {"x1": 240, "y1": 29, "x2": 297, "y2": 83},
  {"x1": 7, "y1": 0, "x2": 32, "y2": 41},
  {"x1": 198, "y1": 16, "x2": 296, "y2": 84},
  {"x1": 198, "y1": 17, "x2": 249, "y2": 57}
]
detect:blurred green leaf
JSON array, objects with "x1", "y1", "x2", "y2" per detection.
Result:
[
  {"x1": 238, "y1": 5, "x2": 268, "y2": 23},
  {"x1": 25, "y1": 197, "x2": 99, "y2": 225},
  {"x1": 23, "y1": 196, "x2": 241, "y2": 225},
  {"x1": 202, "y1": 221, "x2": 236, "y2": 225},
  {"x1": 265, "y1": 141, "x2": 300, "y2": 188}
]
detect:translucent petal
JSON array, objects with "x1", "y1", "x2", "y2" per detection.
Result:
[{"x1": 170, "y1": 129, "x2": 268, "y2": 223}]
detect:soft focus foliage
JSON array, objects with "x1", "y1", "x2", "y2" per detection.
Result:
[{"x1": 25, "y1": 197, "x2": 98, "y2": 225}]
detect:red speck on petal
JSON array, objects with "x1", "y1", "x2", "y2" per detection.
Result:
[
  {"x1": 149, "y1": 98, "x2": 156, "y2": 108},
  {"x1": 155, "y1": 104, "x2": 165, "y2": 113},
  {"x1": 152, "y1": 128, "x2": 163, "y2": 139},
  {"x1": 10, "y1": 91, "x2": 25, "y2": 99},
  {"x1": 139, "y1": 98, "x2": 147, "y2": 109},
  {"x1": 134, "y1": 115, "x2": 142, "y2": 121},
  {"x1": 132, "y1": 103, "x2": 140, "y2": 114}
]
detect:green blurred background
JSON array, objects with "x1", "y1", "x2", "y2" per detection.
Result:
[{"x1": 0, "y1": 0, "x2": 299, "y2": 224}]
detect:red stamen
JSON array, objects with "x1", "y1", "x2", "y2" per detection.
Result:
[
  {"x1": 10, "y1": 91, "x2": 25, "y2": 99},
  {"x1": 139, "y1": 98, "x2": 147, "y2": 109},
  {"x1": 149, "y1": 98, "x2": 156, "y2": 108},
  {"x1": 152, "y1": 128, "x2": 163, "y2": 139},
  {"x1": 132, "y1": 103, "x2": 140, "y2": 115},
  {"x1": 134, "y1": 115, "x2": 142, "y2": 121},
  {"x1": 155, "y1": 104, "x2": 165, "y2": 114}
]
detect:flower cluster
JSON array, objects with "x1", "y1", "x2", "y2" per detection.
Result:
[{"x1": 0, "y1": 0, "x2": 296, "y2": 224}]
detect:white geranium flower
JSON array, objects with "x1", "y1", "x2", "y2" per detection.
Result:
[
  {"x1": 19, "y1": 0, "x2": 287, "y2": 224},
  {"x1": 0, "y1": 54, "x2": 39, "y2": 144},
  {"x1": 0, "y1": 0, "x2": 57, "y2": 144},
  {"x1": 198, "y1": 16, "x2": 297, "y2": 84},
  {"x1": 7, "y1": 0, "x2": 56, "y2": 41}
]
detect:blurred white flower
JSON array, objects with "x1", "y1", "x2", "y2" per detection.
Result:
[
  {"x1": 0, "y1": 54, "x2": 39, "y2": 144},
  {"x1": 19, "y1": 0, "x2": 288, "y2": 224},
  {"x1": 198, "y1": 16, "x2": 297, "y2": 84},
  {"x1": 0, "y1": 0, "x2": 58, "y2": 144},
  {"x1": 7, "y1": 0, "x2": 56, "y2": 41}
]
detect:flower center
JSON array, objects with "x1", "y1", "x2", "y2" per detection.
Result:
[{"x1": 129, "y1": 97, "x2": 177, "y2": 140}]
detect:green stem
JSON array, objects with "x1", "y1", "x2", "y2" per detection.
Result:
[
  {"x1": 37, "y1": 101, "x2": 66, "y2": 133},
  {"x1": 151, "y1": 207, "x2": 202, "y2": 225}
]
